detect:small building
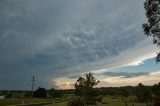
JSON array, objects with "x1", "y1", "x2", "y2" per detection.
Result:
[{"x1": 0, "y1": 96, "x2": 5, "y2": 99}]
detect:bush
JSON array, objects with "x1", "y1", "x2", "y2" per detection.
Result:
[
  {"x1": 33, "y1": 87, "x2": 47, "y2": 98},
  {"x1": 67, "y1": 96, "x2": 86, "y2": 106},
  {"x1": 154, "y1": 96, "x2": 160, "y2": 106},
  {"x1": 95, "y1": 95, "x2": 102, "y2": 102}
]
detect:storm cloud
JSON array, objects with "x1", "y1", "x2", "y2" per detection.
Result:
[{"x1": 0, "y1": 0, "x2": 158, "y2": 90}]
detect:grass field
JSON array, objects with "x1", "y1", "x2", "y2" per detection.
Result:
[
  {"x1": 47, "y1": 96, "x2": 147, "y2": 106},
  {"x1": 101, "y1": 96, "x2": 146, "y2": 106},
  {"x1": 0, "y1": 96, "x2": 148, "y2": 106},
  {"x1": 48, "y1": 102, "x2": 67, "y2": 106},
  {"x1": 0, "y1": 97, "x2": 66, "y2": 106}
]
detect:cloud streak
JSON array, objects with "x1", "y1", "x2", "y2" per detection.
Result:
[{"x1": 101, "y1": 72, "x2": 149, "y2": 78}]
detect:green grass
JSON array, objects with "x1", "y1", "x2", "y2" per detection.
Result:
[
  {"x1": 101, "y1": 96, "x2": 146, "y2": 106},
  {"x1": 0, "y1": 96, "x2": 149, "y2": 106},
  {"x1": 48, "y1": 102, "x2": 67, "y2": 106},
  {"x1": 47, "y1": 96, "x2": 147, "y2": 106},
  {"x1": 0, "y1": 97, "x2": 66, "y2": 106}
]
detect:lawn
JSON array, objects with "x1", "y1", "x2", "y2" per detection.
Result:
[
  {"x1": 48, "y1": 96, "x2": 148, "y2": 106},
  {"x1": 48, "y1": 102, "x2": 67, "y2": 106},
  {"x1": 0, "y1": 97, "x2": 66, "y2": 106},
  {"x1": 0, "y1": 96, "x2": 148, "y2": 106},
  {"x1": 101, "y1": 96, "x2": 146, "y2": 106}
]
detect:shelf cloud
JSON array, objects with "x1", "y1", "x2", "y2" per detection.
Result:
[{"x1": 0, "y1": 0, "x2": 159, "y2": 90}]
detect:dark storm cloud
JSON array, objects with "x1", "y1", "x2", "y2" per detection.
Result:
[{"x1": 0, "y1": 0, "x2": 153, "y2": 89}]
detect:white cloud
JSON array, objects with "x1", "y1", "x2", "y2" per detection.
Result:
[
  {"x1": 125, "y1": 53, "x2": 156, "y2": 67},
  {"x1": 87, "y1": 39, "x2": 157, "y2": 74}
]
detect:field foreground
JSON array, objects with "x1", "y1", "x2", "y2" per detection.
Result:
[
  {"x1": 0, "y1": 96, "x2": 150, "y2": 106},
  {"x1": 48, "y1": 96, "x2": 147, "y2": 106},
  {"x1": 0, "y1": 98, "x2": 66, "y2": 106}
]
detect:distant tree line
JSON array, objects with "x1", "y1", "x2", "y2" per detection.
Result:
[
  {"x1": 0, "y1": 88, "x2": 74, "y2": 99},
  {"x1": 99, "y1": 82, "x2": 160, "y2": 106},
  {"x1": 1, "y1": 82, "x2": 160, "y2": 100}
]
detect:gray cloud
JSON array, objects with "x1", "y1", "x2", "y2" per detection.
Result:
[
  {"x1": 0, "y1": 0, "x2": 155, "y2": 90},
  {"x1": 67, "y1": 74, "x2": 82, "y2": 79},
  {"x1": 101, "y1": 72, "x2": 149, "y2": 78}
]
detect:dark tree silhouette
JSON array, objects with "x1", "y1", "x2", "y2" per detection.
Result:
[
  {"x1": 119, "y1": 87, "x2": 129, "y2": 97},
  {"x1": 75, "y1": 77, "x2": 86, "y2": 96},
  {"x1": 135, "y1": 83, "x2": 152, "y2": 102},
  {"x1": 143, "y1": 0, "x2": 160, "y2": 62},
  {"x1": 152, "y1": 82, "x2": 160, "y2": 106},
  {"x1": 152, "y1": 82, "x2": 160, "y2": 96},
  {"x1": 135, "y1": 83, "x2": 145, "y2": 102},
  {"x1": 48, "y1": 88, "x2": 62, "y2": 98},
  {"x1": 74, "y1": 73, "x2": 100, "y2": 104},
  {"x1": 33, "y1": 87, "x2": 47, "y2": 98}
]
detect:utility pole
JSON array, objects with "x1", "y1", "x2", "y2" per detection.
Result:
[{"x1": 31, "y1": 76, "x2": 35, "y2": 97}]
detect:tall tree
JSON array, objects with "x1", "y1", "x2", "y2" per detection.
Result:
[
  {"x1": 75, "y1": 77, "x2": 86, "y2": 96},
  {"x1": 74, "y1": 73, "x2": 100, "y2": 103},
  {"x1": 143, "y1": 0, "x2": 160, "y2": 62}
]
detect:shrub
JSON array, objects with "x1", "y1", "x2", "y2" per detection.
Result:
[
  {"x1": 33, "y1": 87, "x2": 47, "y2": 98},
  {"x1": 67, "y1": 96, "x2": 86, "y2": 106},
  {"x1": 95, "y1": 95, "x2": 102, "y2": 102},
  {"x1": 154, "y1": 96, "x2": 160, "y2": 106}
]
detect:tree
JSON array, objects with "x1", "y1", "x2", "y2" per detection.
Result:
[
  {"x1": 48, "y1": 88, "x2": 62, "y2": 98},
  {"x1": 5, "y1": 91, "x2": 12, "y2": 98},
  {"x1": 48, "y1": 88, "x2": 55, "y2": 98},
  {"x1": 75, "y1": 77, "x2": 86, "y2": 96},
  {"x1": 143, "y1": 0, "x2": 160, "y2": 62},
  {"x1": 135, "y1": 83, "x2": 145, "y2": 102},
  {"x1": 74, "y1": 73, "x2": 100, "y2": 104},
  {"x1": 33, "y1": 87, "x2": 47, "y2": 98},
  {"x1": 152, "y1": 82, "x2": 160, "y2": 106},
  {"x1": 143, "y1": 90, "x2": 152, "y2": 103},
  {"x1": 119, "y1": 87, "x2": 129, "y2": 97},
  {"x1": 152, "y1": 82, "x2": 160, "y2": 96},
  {"x1": 135, "y1": 83, "x2": 152, "y2": 102}
]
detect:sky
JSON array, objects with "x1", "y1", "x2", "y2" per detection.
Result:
[{"x1": 0, "y1": 0, "x2": 160, "y2": 90}]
